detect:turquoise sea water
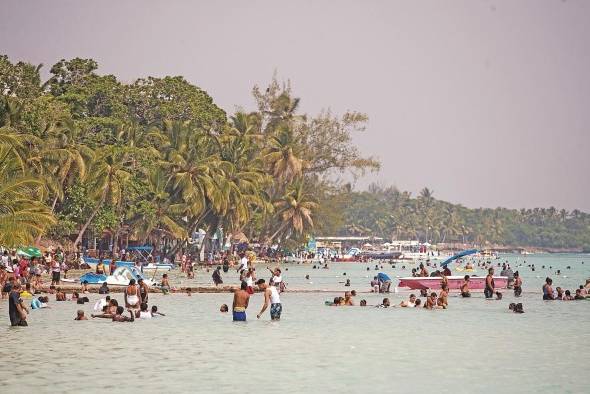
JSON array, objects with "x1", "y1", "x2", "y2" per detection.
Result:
[{"x1": 1, "y1": 253, "x2": 589, "y2": 393}]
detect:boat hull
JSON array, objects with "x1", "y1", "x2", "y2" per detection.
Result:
[{"x1": 398, "y1": 276, "x2": 508, "y2": 290}]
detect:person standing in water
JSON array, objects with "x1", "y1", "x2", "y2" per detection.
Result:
[
  {"x1": 461, "y1": 275, "x2": 471, "y2": 297},
  {"x1": 256, "y1": 279, "x2": 282, "y2": 320},
  {"x1": 125, "y1": 279, "x2": 141, "y2": 310},
  {"x1": 513, "y1": 271, "x2": 522, "y2": 297},
  {"x1": 232, "y1": 281, "x2": 250, "y2": 321},
  {"x1": 138, "y1": 278, "x2": 149, "y2": 305},
  {"x1": 542, "y1": 277, "x2": 555, "y2": 300},
  {"x1": 484, "y1": 268, "x2": 495, "y2": 299},
  {"x1": 9, "y1": 282, "x2": 28, "y2": 326},
  {"x1": 212, "y1": 266, "x2": 223, "y2": 286}
]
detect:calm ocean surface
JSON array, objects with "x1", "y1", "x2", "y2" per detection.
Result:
[{"x1": 1, "y1": 253, "x2": 589, "y2": 393}]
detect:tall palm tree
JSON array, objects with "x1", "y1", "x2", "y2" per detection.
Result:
[
  {"x1": 73, "y1": 146, "x2": 131, "y2": 248},
  {"x1": 263, "y1": 125, "x2": 305, "y2": 182},
  {"x1": 128, "y1": 167, "x2": 187, "y2": 243},
  {"x1": 269, "y1": 178, "x2": 318, "y2": 243}
]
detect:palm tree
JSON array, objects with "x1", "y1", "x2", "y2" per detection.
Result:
[
  {"x1": 263, "y1": 125, "x2": 305, "y2": 182},
  {"x1": 0, "y1": 148, "x2": 55, "y2": 246},
  {"x1": 73, "y1": 146, "x2": 131, "y2": 249},
  {"x1": 128, "y1": 167, "x2": 187, "y2": 244},
  {"x1": 268, "y1": 178, "x2": 318, "y2": 243}
]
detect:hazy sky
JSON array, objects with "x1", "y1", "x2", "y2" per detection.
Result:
[{"x1": 2, "y1": 0, "x2": 589, "y2": 211}]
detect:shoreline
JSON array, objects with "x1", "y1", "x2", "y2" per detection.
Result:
[{"x1": 32, "y1": 283, "x2": 543, "y2": 295}]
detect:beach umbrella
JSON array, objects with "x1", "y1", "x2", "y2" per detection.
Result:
[
  {"x1": 17, "y1": 246, "x2": 42, "y2": 258},
  {"x1": 440, "y1": 249, "x2": 478, "y2": 268}
]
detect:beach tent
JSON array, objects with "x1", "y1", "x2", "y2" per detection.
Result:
[
  {"x1": 440, "y1": 249, "x2": 478, "y2": 268},
  {"x1": 17, "y1": 246, "x2": 42, "y2": 258}
]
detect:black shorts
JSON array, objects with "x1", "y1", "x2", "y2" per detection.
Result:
[
  {"x1": 52, "y1": 271, "x2": 60, "y2": 282},
  {"x1": 2, "y1": 284, "x2": 12, "y2": 293}
]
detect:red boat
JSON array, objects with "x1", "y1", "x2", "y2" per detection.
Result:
[{"x1": 398, "y1": 276, "x2": 508, "y2": 290}]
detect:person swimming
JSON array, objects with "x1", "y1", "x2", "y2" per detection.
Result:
[
  {"x1": 151, "y1": 305, "x2": 165, "y2": 316},
  {"x1": 74, "y1": 310, "x2": 88, "y2": 320},
  {"x1": 220, "y1": 304, "x2": 229, "y2": 313},
  {"x1": 375, "y1": 298, "x2": 390, "y2": 308},
  {"x1": 112, "y1": 306, "x2": 135, "y2": 322},
  {"x1": 136, "y1": 303, "x2": 152, "y2": 319},
  {"x1": 400, "y1": 294, "x2": 417, "y2": 307}
]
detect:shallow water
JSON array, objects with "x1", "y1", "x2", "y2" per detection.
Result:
[{"x1": 1, "y1": 253, "x2": 589, "y2": 393}]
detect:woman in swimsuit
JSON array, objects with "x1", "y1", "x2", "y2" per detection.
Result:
[
  {"x1": 125, "y1": 279, "x2": 141, "y2": 309},
  {"x1": 96, "y1": 260, "x2": 105, "y2": 275}
]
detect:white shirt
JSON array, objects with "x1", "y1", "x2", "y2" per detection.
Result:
[
  {"x1": 94, "y1": 298, "x2": 107, "y2": 311},
  {"x1": 269, "y1": 286, "x2": 281, "y2": 304},
  {"x1": 239, "y1": 257, "x2": 248, "y2": 270}
]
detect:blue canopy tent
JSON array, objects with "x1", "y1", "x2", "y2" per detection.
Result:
[{"x1": 440, "y1": 249, "x2": 479, "y2": 268}]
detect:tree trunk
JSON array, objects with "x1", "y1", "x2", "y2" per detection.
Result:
[
  {"x1": 73, "y1": 191, "x2": 106, "y2": 250},
  {"x1": 267, "y1": 221, "x2": 288, "y2": 245}
]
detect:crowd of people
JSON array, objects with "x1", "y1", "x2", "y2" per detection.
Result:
[{"x1": 2, "y1": 246, "x2": 589, "y2": 327}]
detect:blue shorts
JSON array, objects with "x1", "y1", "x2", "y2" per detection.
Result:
[{"x1": 233, "y1": 311, "x2": 246, "y2": 321}]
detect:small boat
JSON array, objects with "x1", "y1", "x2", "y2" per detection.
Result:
[
  {"x1": 79, "y1": 266, "x2": 157, "y2": 287},
  {"x1": 398, "y1": 275, "x2": 508, "y2": 290},
  {"x1": 140, "y1": 263, "x2": 173, "y2": 272},
  {"x1": 82, "y1": 257, "x2": 173, "y2": 272}
]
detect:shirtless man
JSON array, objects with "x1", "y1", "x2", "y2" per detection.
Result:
[
  {"x1": 161, "y1": 274, "x2": 171, "y2": 294},
  {"x1": 256, "y1": 279, "x2": 282, "y2": 320},
  {"x1": 424, "y1": 292, "x2": 438, "y2": 309},
  {"x1": 484, "y1": 268, "x2": 495, "y2": 299},
  {"x1": 419, "y1": 263, "x2": 428, "y2": 277},
  {"x1": 461, "y1": 275, "x2": 471, "y2": 297},
  {"x1": 138, "y1": 278, "x2": 149, "y2": 304},
  {"x1": 232, "y1": 281, "x2": 250, "y2": 321}
]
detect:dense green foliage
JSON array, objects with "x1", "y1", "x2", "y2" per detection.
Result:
[
  {"x1": 0, "y1": 55, "x2": 377, "y2": 252},
  {"x1": 1, "y1": 54, "x2": 588, "y2": 251},
  {"x1": 336, "y1": 185, "x2": 590, "y2": 250}
]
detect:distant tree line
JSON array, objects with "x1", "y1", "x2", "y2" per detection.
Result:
[{"x1": 335, "y1": 185, "x2": 590, "y2": 250}]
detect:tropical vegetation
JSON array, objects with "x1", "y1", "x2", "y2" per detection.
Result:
[{"x1": 1, "y1": 54, "x2": 589, "y2": 252}]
